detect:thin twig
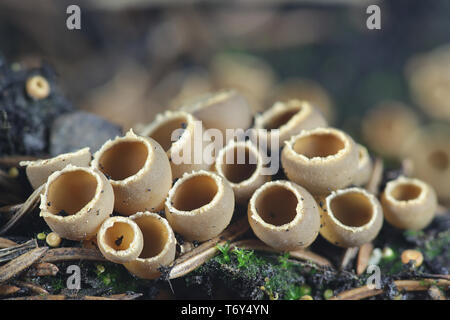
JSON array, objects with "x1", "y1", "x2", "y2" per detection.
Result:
[
  {"x1": 0, "y1": 239, "x2": 37, "y2": 263},
  {"x1": 26, "y1": 262, "x2": 59, "y2": 277},
  {"x1": 0, "y1": 184, "x2": 44, "y2": 235},
  {"x1": 331, "y1": 278, "x2": 450, "y2": 300},
  {"x1": 0, "y1": 237, "x2": 18, "y2": 249},
  {"x1": 14, "y1": 280, "x2": 48, "y2": 295},
  {"x1": 230, "y1": 239, "x2": 333, "y2": 267},
  {"x1": 340, "y1": 247, "x2": 359, "y2": 270},
  {"x1": 40, "y1": 247, "x2": 106, "y2": 263},
  {"x1": 357, "y1": 243, "x2": 374, "y2": 275},
  {"x1": 0, "y1": 247, "x2": 48, "y2": 283},
  {"x1": 168, "y1": 217, "x2": 249, "y2": 279},
  {"x1": 365, "y1": 157, "x2": 383, "y2": 195}
]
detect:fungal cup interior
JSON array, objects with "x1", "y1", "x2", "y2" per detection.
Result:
[
  {"x1": 104, "y1": 222, "x2": 135, "y2": 251},
  {"x1": 149, "y1": 116, "x2": 189, "y2": 152},
  {"x1": 264, "y1": 106, "x2": 301, "y2": 130},
  {"x1": 391, "y1": 183, "x2": 422, "y2": 201},
  {"x1": 99, "y1": 140, "x2": 148, "y2": 181},
  {"x1": 171, "y1": 175, "x2": 218, "y2": 211},
  {"x1": 255, "y1": 185, "x2": 298, "y2": 226},
  {"x1": 46, "y1": 170, "x2": 97, "y2": 216},
  {"x1": 134, "y1": 215, "x2": 168, "y2": 259},
  {"x1": 329, "y1": 192, "x2": 373, "y2": 227},
  {"x1": 220, "y1": 146, "x2": 257, "y2": 184},
  {"x1": 293, "y1": 132, "x2": 345, "y2": 159}
]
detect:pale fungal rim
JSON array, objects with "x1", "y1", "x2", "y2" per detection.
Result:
[
  {"x1": 325, "y1": 188, "x2": 380, "y2": 233},
  {"x1": 357, "y1": 144, "x2": 371, "y2": 171},
  {"x1": 384, "y1": 176, "x2": 428, "y2": 207},
  {"x1": 129, "y1": 211, "x2": 174, "y2": 263},
  {"x1": 139, "y1": 110, "x2": 195, "y2": 156},
  {"x1": 92, "y1": 130, "x2": 154, "y2": 186},
  {"x1": 165, "y1": 170, "x2": 225, "y2": 217},
  {"x1": 254, "y1": 100, "x2": 314, "y2": 131},
  {"x1": 284, "y1": 127, "x2": 352, "y2": 164},
  {"x1": 98, "y1": 216, "x2": 142, "y2": 258},
  {"x1": 20, "y1": 147, "x2": 91, "y2": 168},
  {"x1": 249, "y1": 180, "x2": 305, "y2": 231},
  {"x1": 185, "y1": 89, "x2": 236, "y2": 113},
  {"x1": 39, "y1": 164, "x2": 103, "y2": 222},
  {"x1": 215, "y1": 140, "x2": 263, "y2": 188}
]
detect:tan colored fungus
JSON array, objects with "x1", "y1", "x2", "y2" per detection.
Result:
[
  {"x1": 137, "y1": 111, "x2": 210, "y2": 179},
  {"x1": 362, "y1": 101, "x2": 419, "y2": 158},
  {"x1": 124, "y1": 211, "x2": 176, "y2": 280},
  {"x1": 20, "y1": 148, "x2": 91, "y2": 189},
  {"x1": 248, "y1": 180, "x2": 321, "y2": 251},
  {"x1": 91, "y1": 130, "x2": 172, "y2": 215},
  {"x1": 252, "y1": 100, "x2": 327, "y2": 148},
  {"x1": 39, "y1": 165, "x2": 114, "y2": 241},
  {"x1": 353, "y1": 144, "x2": 373, "y2": 187},
  {"x1": 97, "y1": 216, "x2": 144, "y2": 264},
  {"x1": 214, "y1": 140, "x2": 269, "y2": 204},
  {"x1": 181, "y1": 90, "x2": 253, "y2": 143},
  {"x1": 165, "y1": 170, "x2": 235, "y2": 241},
  {"x1": 26, "y1": 75, "x2": 50, "y2": 100},
  {"x1": 319, "y1": 188, "x2": 383, "y2": 248},
  {"x1": 281, "y1": 127, "x2": 359, "y2": 195},
  {"x1": 402, "y1": 124, "x2": 450, "y2": 204},
  {"x1": 381, "y1": 176, "x2": 437, "y2": 230},
  {"x1": 268, "y1": 78, "x2": 335, "y2": 123}
]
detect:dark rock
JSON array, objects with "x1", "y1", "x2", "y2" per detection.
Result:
[
  {"x1": 50, "y1": 111, "x2": 122, "y2": 156},
  {"x1": 0, "y1": 54, "x2": 73, "y2": 156}
]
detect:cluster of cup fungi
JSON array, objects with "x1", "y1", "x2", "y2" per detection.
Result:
[{"x1": 19, "y1": 82, "x2": 441, "y2": 281}]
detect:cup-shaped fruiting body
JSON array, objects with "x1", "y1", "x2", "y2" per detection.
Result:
[
  {"x1": 214, "y1": 140, "x2": 269, "y2": 204},
  {"x1": 92, "y1": 130, "x2": 172, "y2": 215},
  {"x1": 252, "y1": 100, "x2": 327, "y2": 148},
  {"x1": 281, "y1": 127, "x2": 359, "y2": 195},
  {"x1": 181, "y1": 90, "x2": 253, "y2": 141},
  {"x1": 402, "y1": 124, "x2": 450, "y2": 204},
  {"x1": 97, "y1": 216, "x2": 144, "y2": 264},
  {"x1": 319, "y1": 188, "x2": 383, "y2": 248},
  {"x1": 381, "y1": 176, "x2": 437, "y2": 230},
  {"x1": 137, "y1": 111, "x2": 210, "y2": 179},
  {"x1": 123, "y1": 212, "x2": 176, "y2": 280},
  {"x1": 406, "y1": 44, "x2": 450, "y2": 121},
  {"x1": 268, "y1": 78, "x2": 335, "y2": 124},
  {"x1": 39, "y1": 165, "x2": 114, "y2": 241},
  {"x1": 248, "y1": 180, "x2": 320, "y2": 251},
  {"x1": 209, "y1": 52, "x2": 276, "y2": 112},
  {"x1": 20, "y1": 148, "x2": 91, "y2": 189},
  {"x1": 362, "y1": 101, "x2": 419, "y2": 158},
  {"x1": 165, "y1": 170, "x2": 234, "y2": 241},
  {"x1": 353, "y1": 144, "x2": 373, "y2": 187}
]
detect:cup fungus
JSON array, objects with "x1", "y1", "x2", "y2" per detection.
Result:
[
  {"x1": 181, "y1": 90, "x2": 253, "y2": 141},
  {"x1": 97, "y1": 216, "x2": 144, "y2": 264},
  {"x1": 281, "y1": 127, "x2": 359, "y2": 195},
  {"x1": 252, "y1": 100, "x2": 327, "y2": 148},
  {"x1": 214, "y1": 140, "x2": 269, "y2": 204},
  {"x1": 92, "y1": 130, "x2": 172, "y2": 215},
  {"x1": 137, "y1": 111, "x2": 210, "y2": 179},
  {"x1": 165, "y1": 170, "x2": 234, "y2": 241},
  {"x1": 319, "y1": 188, "x2": 383, "y2": 248},
  {"x1": 268, "y1": 78, "x2": 335, "y2": 124},
  {"x1": 39, "y1": 165, "x2": 114, "y2": 241},
  {"x1": 20, "y1": 147, "x2": 91, "y2": 189},
  {"x1": 353, "y1": 144, "x2": 373, "y2": 187},
  {"x1": 402, "y1": 124, "x2": 450, "y2": 204},
  {"x1": 248, "y1": 180, "x2": 320, "y2": 251},
  {"x1": 381, "y1": 176, "x2": 437, "y2": 230},
  {"x1": 26, "y1": 75, "x2": 50, "y2": 100},
  {"x1": 123, "y1": 211, "x2": 176, "y2": 280},
  {"x1": 361, "y1": 101, "x2": 419, "y2": 158}
]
